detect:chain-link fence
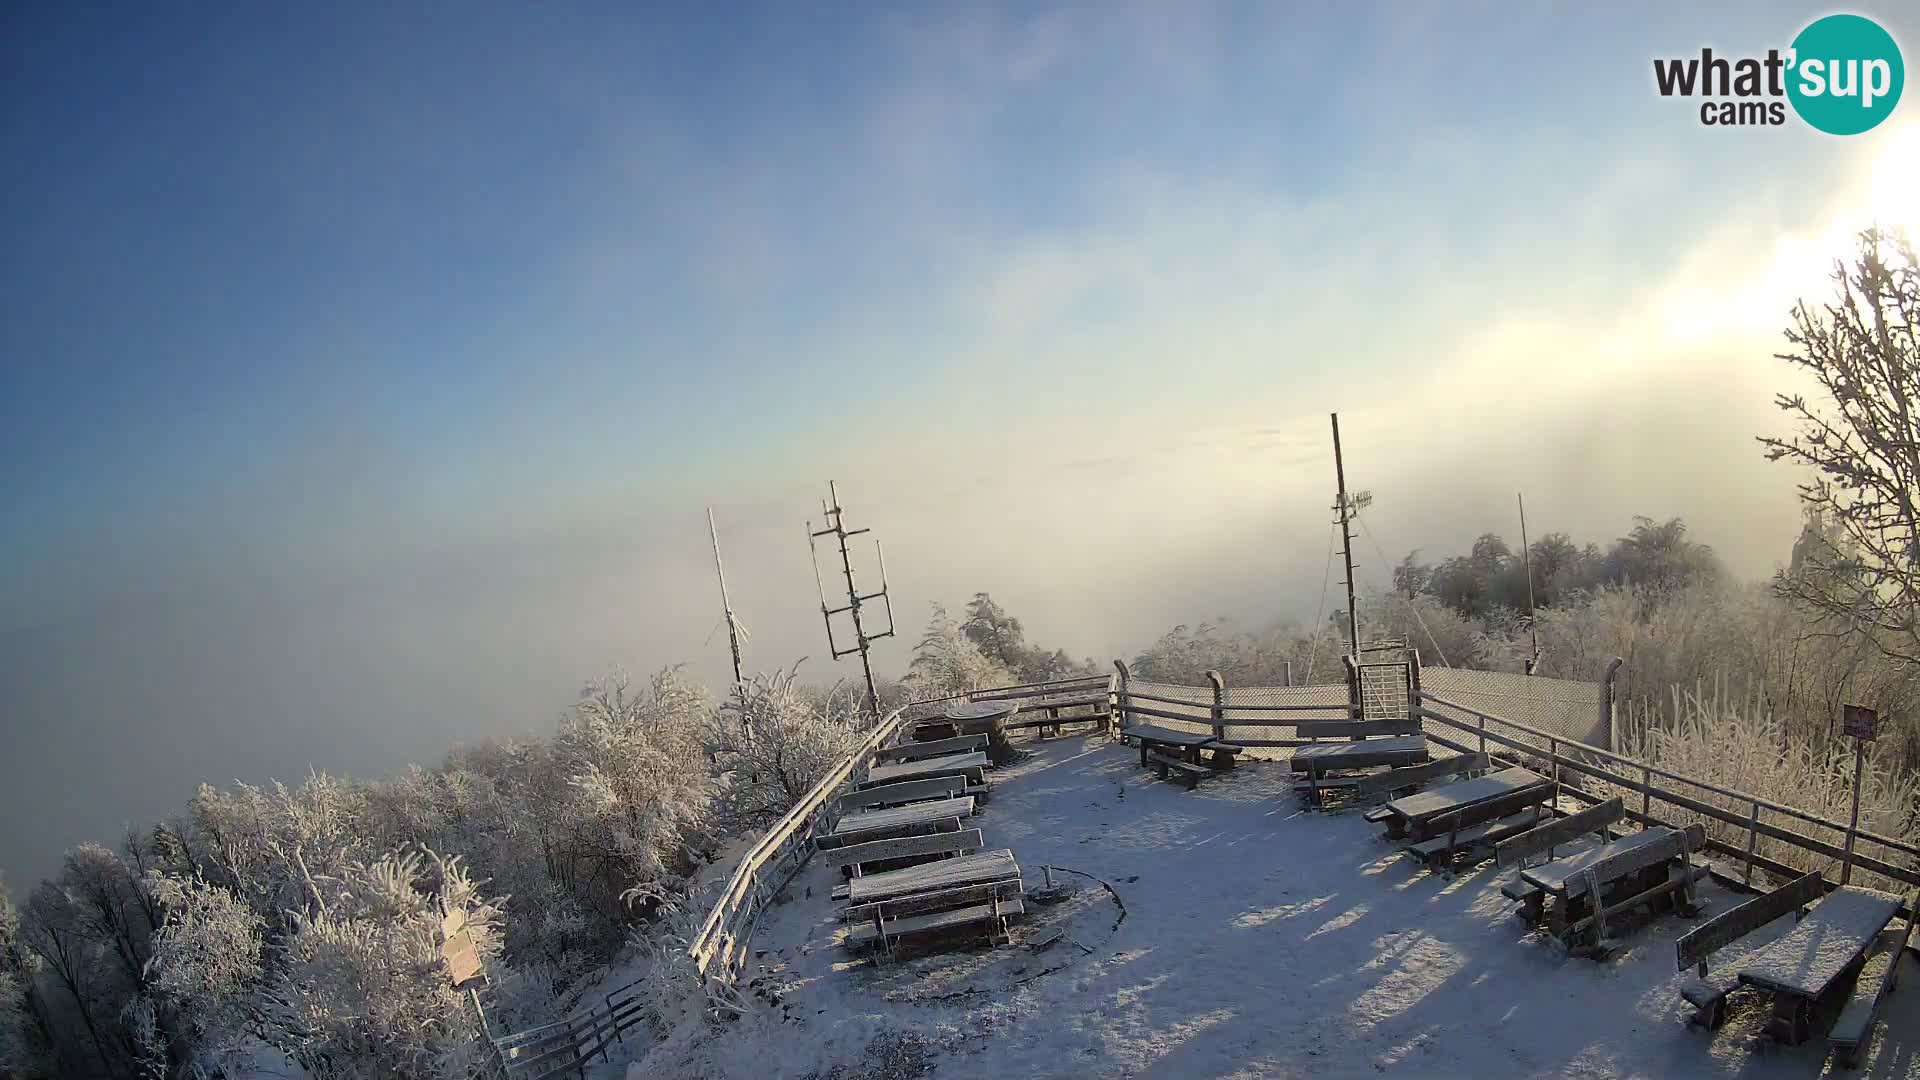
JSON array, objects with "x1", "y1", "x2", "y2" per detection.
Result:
[
  {"x1": 1417, "y1": 666, "x2": 1610, "y2": 755},
  {"x1": 1221, "y1": 683, "x2": 1352, "y2": 745}
]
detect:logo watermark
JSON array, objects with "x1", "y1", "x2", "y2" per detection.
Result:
[{"x1": 1654, "y1": 13, "x2": 1904, "y2": 134}]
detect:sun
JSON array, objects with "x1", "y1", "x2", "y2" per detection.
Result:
[{"x1": 1865, "y1": 122, "x2": 1920, "y2": 241}]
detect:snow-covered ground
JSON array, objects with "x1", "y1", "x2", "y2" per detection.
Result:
[{"x1": 624, "y1": 735, "x2": 1919, "y2": 1080}]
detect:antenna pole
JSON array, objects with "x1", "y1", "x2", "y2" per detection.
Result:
[
  {"x1": 1331, "y1": 413, "x2": 1361, "y2": 659},
  {"x1": 708, "y1": 508, "x2": 745, "y2": 687},
  {"x1": 1518, "y1": 493, "x2": 1540, "y2": 675},
  {"x1": 807, "y1": 481, "x2": 896, "y2": 721}
]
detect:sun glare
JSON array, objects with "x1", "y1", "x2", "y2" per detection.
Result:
[{"x1": 1866, "y1": 122, "x2": 1920, "y2": 240}]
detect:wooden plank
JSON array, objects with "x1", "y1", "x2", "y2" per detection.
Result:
[
  {"x1": 1406, "y1": 809, "x2": 1545, "y2": 865},
  {"x1": 1828, "y1": 944, "x2": 1898, "y2": 1064},
  {"x1": 1295, "y1": 718, "x2": 1423, "y2": 739},
  {"x1": 1292, "y1": 736, "x2": 1430, "y2": 775},
  {"x1": 847, "y1": 897, "x2": 1027, "y2": 946},
  {"x1": 1386, "y1": 767, "x2": 1550, "y2": 828},
  {"x1": 824, "y1": 799, "x2": 972, "y2": 846},
  {"x1": 833, "y1": 775, "x2": 966, "y2": 815},
  {"x1": 1146, "y1": 751, "x2": 1210, "y2": 775},
  {"x1": 1524, "y1": 826, "x2": 1701, "y2": 899},
  {"x1": 1676, "y1": 871, "x2": 1825, "y2": 973},
  {"x1": 861, "y1": 752, "x2": 989, "y2": 789},
  {"x1": 875, "y1": 734, "x2": 988, "y2": 764},
  {"x1": 817, "y1": 828, "x2": 984, "y2": 874},
  {"x1": 1353, "y1": 752, "x2": 1488, "y2": 799},
  {"x1": 1496, "y1": 798, "x2": 1625, "y2": 869},
  {"x1": 1122, "y1": 723, "x2": 1217, "y2": 746},
  {"x1": 1736, "y1": 887, "x2": 1902, "y2": 999},
  {"x1": 846, "y1": 878, "x2": 1025, "y2": 926},
  {"x1": 846, "y1": 849, "x2": 1018, "y2": 904}
]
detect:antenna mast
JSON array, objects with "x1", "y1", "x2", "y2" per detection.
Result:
[
  {"x1": 806, "y1": 481, "x2": 896, "y2": 721},
  {"x1": 1331, "y1": 413, "x2": 1361, "y2": 659},
  {"x1": 707, "y1": 508, "x2": 746, "y2": 687},
  {"x1": 1518, "y1": 492, "x2": 1541, "y2": 675}
]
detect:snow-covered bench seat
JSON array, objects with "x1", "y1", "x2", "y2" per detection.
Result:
[
  {"x1": 1673, "y1": 870, "x2": 1825, "y2": 1029},
  {"x1": 1828, "y1": 914, "x2": 1912, "y2": 1070}
]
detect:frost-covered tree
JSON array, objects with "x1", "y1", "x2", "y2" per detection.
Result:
[
  {"x1": 0, "y1": 879, "x2": 53, "y2": 1078},
  {"x1": 905, "y1": 603, "x2": 1016, "y2": 698},
  {"x1": 706, "y1": 667, "x2": 863, "y2": 832},
  {"x1": 1763, "y1": 229, "x2": 1920, "y2": 667},
  {"x1": 551, "y1": 669, "x2": 714, "y2": 923}
]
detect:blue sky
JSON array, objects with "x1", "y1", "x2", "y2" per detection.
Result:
[{"x1": 3, "y1": 3, "x2": 1918, "y2": 886}]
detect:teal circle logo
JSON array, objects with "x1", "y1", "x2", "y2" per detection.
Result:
[{"x1": 1787, "y1": 14, "x2": 1904, "y2": 135}]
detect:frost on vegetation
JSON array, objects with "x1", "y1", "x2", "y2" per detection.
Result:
[{"x1": 707, "y1": 666, "x2": 865, "y2": 833}]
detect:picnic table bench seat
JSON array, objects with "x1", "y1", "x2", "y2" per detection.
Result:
[
  {"x1": 1406, "y1": 809, "x2": 1546, "y2": 869},
  {"x1": 1380, "y1": 767, "x2": 1555, "y2": 842},
  {"x1": 1820, "y1": 930, "x2": 1896, "y2": 1060},
  {"x1": 1147, "y1": 751, "x2": 1212, "y2": 790},
  {"x1": 819, "y1": 797, "x2": 973, "y2": 848},
  {"x1": 845, "y1": 895, "x2": 1027, "y2": 948},
  {"x1": 1674, "y1": 871, "x2": 1825, "y2": 1028}
]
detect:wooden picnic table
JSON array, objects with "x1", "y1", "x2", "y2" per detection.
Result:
[
  {"x1": 861, "y1": 751, "x2": 989, "y2": 789},
  {"x1": 1124, "y1": 722, "x2": 1228, "y2": 761},
  {"x1": 1292, "y1": 735, "x2": 1430, "y2": 775},
  {"x1": 846, "y1": 848, "x2": 1019, "y2": 904},
  {"x1": 1519, "y1": 827, "x2": 1673, "y2": 896},
  {"x1": 1381, "y1": 766, "x2": 1553, "y2": 841},
  {"x1": 827, "y1": 796, "x2": 974, "y2": 846},
  {"x1": 1733, "y1": 886, "x2": 1903, "y2": 1045}
]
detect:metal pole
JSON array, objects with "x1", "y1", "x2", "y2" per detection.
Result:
[
  {"x1": 1518, "y1": 493, "x2": 1540, "y2": 675},
  {"x1": 1842, "y1": 737, "x2": 1864, "y2": 885},
  {"x1": 1331, "y1": 413, "x2": 1360, "y2": 659},
  {"x1": 708, "y1": 508, "x2": 745, "y2": 687}
]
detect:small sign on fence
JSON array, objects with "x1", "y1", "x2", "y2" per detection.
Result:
[{"x1": 1843, "y1": 704, "x2": 1879, "y2": 741}]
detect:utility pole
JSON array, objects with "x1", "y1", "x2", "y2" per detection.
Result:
[
  {"x1": 807, "y1": 481, "x2": 896, "y2": 722},
  {"x1": 1330, "y1": 413, "x2": 1360, "y2": 659},
  {"x1": 707, "y1": 508, "x2": 746, "y2": 687},
  {"x1": 1517, "y1": 493, "x2": 1540, "y2": 675}
]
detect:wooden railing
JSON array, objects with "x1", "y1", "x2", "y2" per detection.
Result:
[{"x1": 1416, "y1": 691, "x2": 1920, "y2": 893}]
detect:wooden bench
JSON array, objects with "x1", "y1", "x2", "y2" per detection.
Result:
[
  {"x1": 1379, "y1": 767, "x2": 1555, "y2": 843},
  {"x1": 1352, "y1": 752, "x2": 1489, "y2": 804},
  {"x1": 1830, "y1": 902, "x2": 1914, "y2": 1069},
  {"x1": 1147, "y1": 751, "x2": 1212, "y2": 790},
  {"x1": 1521, "y1": 824, "x2": 1706, "y2": 956},
  {"x1": 833, "y1": 775, "x2": 968, "y2": 816},
  {"x1": 820, "y1": 828, "x2": 985, "y2": 890},
  {"x1": 999, "y1": 692, "x2": 1110, "y2": 737},
  {"x1": 1674, "y1": 871, "x2": 1823, "y2": 1029},
  {"x1": 1293, "y1": 718, "x2": 1424, "y2": 741},
  {"x1": 1735, "y1": 885, "x2": 1904, "y2": 1045},
  {"x1": 846, "y1": 880, "x2": 1026, "y2": 957},
  {"x1": 819, "y1": 797, "x2": 973, "y2": 848},
  {"x1": 1494, "y1": 797, "x2": 1623, "y2": 922},
  {"x1": 1408, "y1": 809, "x2": 1551, "y2": 870},
  {"x1": 860, "y1": 751, "x2": 989, "y2": 790},
  {"x1": 874, "y1": 734, "x2": 988, "y2": 765}
]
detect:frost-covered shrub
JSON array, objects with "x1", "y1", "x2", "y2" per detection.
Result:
[
  {"x1": 1612, "y1": 680, "x2": 1919, "y2": 893},
  {"x1": 274, "y1": 847, "x2": 503, "y2": 1080},
  {"x1": 706, "y1": 667, "x2": 863, "y2": 832},
  {"x1": 141, "y1": 872, "x2": 265, "y2": 1071}
]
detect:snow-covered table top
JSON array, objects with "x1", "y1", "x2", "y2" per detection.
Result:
[
  {"x1": 1123, "y1": 723, "x2": 1219, "y2": 747},
  {"x1": 832, "y1": 796, "x2": 974, "y2": 839},
  {"x1": 1735, "y1": 887, "x2": 1901, "y2": 999},
  {"x1": 1385, "y1": 766, "x2": 1549, "y2": 825},
  {"x1": 1294, "y1": 735, "x2": 1428, "y2": 761},
  {"x1": 864, "y1": 751, "x2": 989, "y2": 788},
  {"x1": 847, "y1": 848, "x2": 1019, "y2": 904},
  {"x1": 945, "y1": 700, "x2": 1018, "y2": 722},
  {"x1": 1519, "y1": 827, "x2": 1673, "y2": 895}
]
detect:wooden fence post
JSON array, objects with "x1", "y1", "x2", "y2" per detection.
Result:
[
  {"x1": 1601, "y1": 657, "x2": 1624, "y2": 750},
  {"x1": 1405, "y1": 650, "x2": 1423, "y2": 731},
  {"x1": 1111, "y1": 660, "x2": 1130, "y2": 738},
  {"x1": 1205, "y1": 670, "x2": 1225, "y2": 742},
  {"x1": 1743, "y1": 800, "x2": 1761, "y2": 889},
  {"x1": 1344, "y1": 655, "x2": 1362, "y2": 720}
]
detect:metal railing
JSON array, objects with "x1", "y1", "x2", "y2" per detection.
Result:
[
  {"x1": 495, "y1": 976, "x2": 648, "y2": 1080},
  {"x1": 1415, "y1": 690, "x2": 1920, "y2": 893}
]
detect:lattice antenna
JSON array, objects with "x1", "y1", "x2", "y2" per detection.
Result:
[
  {"x1": 1330, "y1": 413, "x2": 1361, "y2": 659},
  {"x1": 805, "y1": 481, "x2": 896, "y2": 720}
]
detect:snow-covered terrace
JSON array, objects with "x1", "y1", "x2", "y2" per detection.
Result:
[{"x1": 664, "y1": 734, "x2": 1919, "y2": 1080}]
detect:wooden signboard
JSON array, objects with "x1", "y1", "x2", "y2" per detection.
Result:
[
  {"x1": 1843, "y1": 704, "x2": 1879, "y2": 741},
  {"x1": 442, "y1": 928, "x2": 483, "y2": 986}
]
